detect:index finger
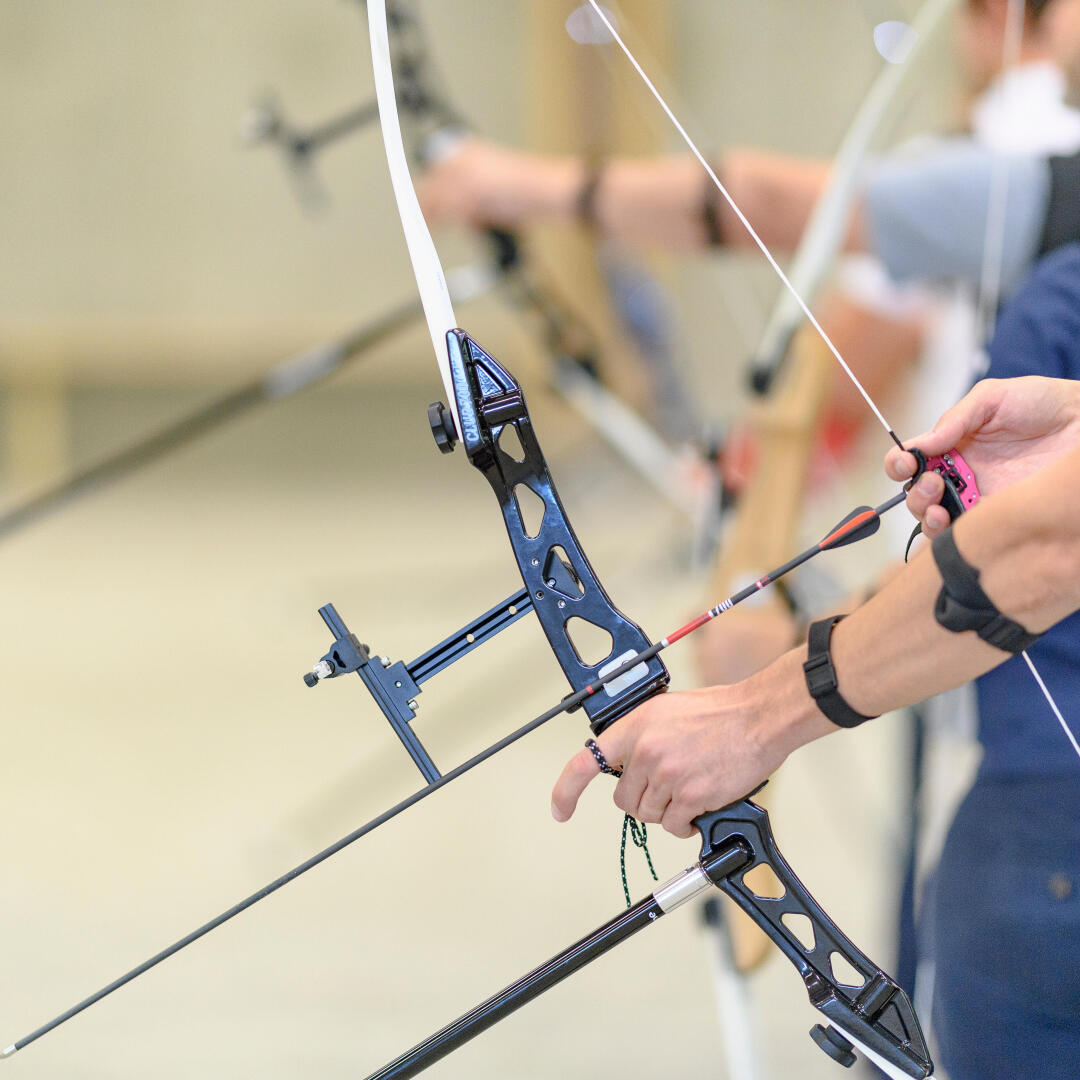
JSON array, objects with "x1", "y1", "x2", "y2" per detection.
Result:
[
  {"x1": 886, "y1": 383, "x2": 1003, "y2": 482},
  {"x1": 551, "y1": 748, "x2": 602, "y2": 822}
]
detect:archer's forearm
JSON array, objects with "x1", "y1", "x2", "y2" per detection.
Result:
[
  {"x1": 832, "y1": 445, "x2": 1080, "y2": 714},
  {"x1": 520, "y1": 148, "x2": 849, "y2": 253},
  {"x1": 715, "y1": 148, "x2": 860, "y2": 252},
  {"x1": 595, "y1": 148, "x2": 848, "y2": 252},
  {"x1": 748, "y1": 445, "x2": 1080, "y2": 749}
]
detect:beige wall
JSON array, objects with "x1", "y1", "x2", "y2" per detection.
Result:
[
  {"x1": 0, "y1": 1, "x2": 958, "y2": 387},
  {"x1": 0, "y1": 1, "x2": 523, "y2": 379}
]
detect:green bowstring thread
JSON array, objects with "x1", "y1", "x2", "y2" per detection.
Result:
[
  {"x1": 583, "y1": 740, "x2": 659, "y2": 906},
  {"x1": 619, "y1": 814, "x2": 658, "y2": 907}
]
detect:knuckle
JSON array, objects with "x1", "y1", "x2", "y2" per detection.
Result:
[
  {"x1": 637, "y1": 735, "x2": 662, "y2": 766},
  {"x1": 679, "y1": 780, "x2": 709, "y2": 809},
  {"x1": 662, "y1": 815, "x2": 692, "y2": 839},
  {"x1": 655, "y1": 758, "x2": 680, "y2": 786}
]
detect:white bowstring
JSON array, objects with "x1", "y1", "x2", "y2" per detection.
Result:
[
  {"x1": 581, "y1": 4, "x2": 769, "y2": 352},
  {"x1": 585, "y1": 0, "x2": 901, "y2": 446},
  {"x1": 588, "y1": 0, "x2": 1080, "y2": 766},
  {"x1": 1022, "y1": 652, "x2": 1080, "y2": 761}
]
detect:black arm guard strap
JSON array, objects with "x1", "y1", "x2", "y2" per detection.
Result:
[
  {"x1": 803, "y1": 616, "x2": 878, "y2": 729},
  {"x1": 931, "y1": 529, "x2": 1039, "y2": 654}
]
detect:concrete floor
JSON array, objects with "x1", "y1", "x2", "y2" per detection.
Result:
[{"x1": 0, "y1": 371, "x2": 911, "y2": 1079}]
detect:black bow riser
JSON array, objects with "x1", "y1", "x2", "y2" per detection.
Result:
[{"x1": 442, "y1": 329, "x2": 671, "y2": 733}]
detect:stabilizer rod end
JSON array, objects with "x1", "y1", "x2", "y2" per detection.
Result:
[{"x1": 2, "y1": 1045, "x2": 17, "y2": 1060}]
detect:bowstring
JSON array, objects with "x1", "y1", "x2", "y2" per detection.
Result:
[
  {"x1": 582, "y1": 3, "x2": 769, "y2": 351},
  {"x1": 1022, "y1": 653, "x2": 1080, "y2": 760}
]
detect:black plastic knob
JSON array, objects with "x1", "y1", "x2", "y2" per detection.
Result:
[
  {"x1": 700, "y1": 897, "x2": 721, "y2": 928},
  {"x1": 810, "y1": 1024, "x2": 857, "y2": 1068},
  {"x1": 428, "y1": 401, "x2": 458, "y2": 454},
  {"x1": 303, "y1": 672, "x2": 319, "y2": 688},
  {"x1": 749, "y1": 364, "x2": 773, "y2": 396},
  {"x1": 486, "y1": 228, "x2": 520, "y2": 273}
]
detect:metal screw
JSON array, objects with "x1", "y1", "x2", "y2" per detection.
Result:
[
  {"x1": 380, "y1": 656, "x2": 392, "y2": 668},
  {"x1": 557, "y1": 600, "x2": 566, "y2": 609},
  {"x1": 535, "y1": 591, "x2": 544, "y2": 600},
  {"x1": 531, "y1": 558, "x2": 539, "y2": 566},
  {"x1": 407, "y1": 699, "x2": 419, "y2": 712},
  {"x1": 395, "y1": 680, "x2": 402, "y2": 688}
]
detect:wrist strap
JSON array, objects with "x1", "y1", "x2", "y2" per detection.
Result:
[
  {"x1": 576, "y1": 160, "x2": 607, "y2": 227},
  {"x1": 701, "y1": 165, "x2": 724, "y2": 247},
  {"x1": 931, "y1": 529, "x2": 1039, "y2": 654},
  {"x1": 803, "y1": 616, "x2": 877, "y2": 729}
]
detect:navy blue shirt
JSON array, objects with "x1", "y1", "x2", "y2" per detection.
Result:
[{"x1": 976, "y1": 243, "x2": 1080, "y2": 778}]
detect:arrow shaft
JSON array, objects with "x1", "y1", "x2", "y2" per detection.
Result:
[{"x1": 0, "y1": 481, "x2": 910, "y2": 1056}]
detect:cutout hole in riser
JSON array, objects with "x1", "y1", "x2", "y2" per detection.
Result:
[
  {"x1": 499, "y1": 424, "x2": 527, "y2": 463},
  {"x1": 514, "y1": 483, "x2": 546, "y2": 539},
  {"x1": 781, "y1": 912, "x2": 816, "y2": 953},
  {"x1": 742, "y1": 862, "x2": 786, "y2": 900},
  {"x1": 564, "y1": 617, "x2": 615, "y2": 667},
  {"x1": 829, "y1": 952, "x2": 866, "y2": 989}
]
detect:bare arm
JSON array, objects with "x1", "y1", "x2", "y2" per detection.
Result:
[{"x1": 417, "y1": 138, "x2": 861, "y2": 253}]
